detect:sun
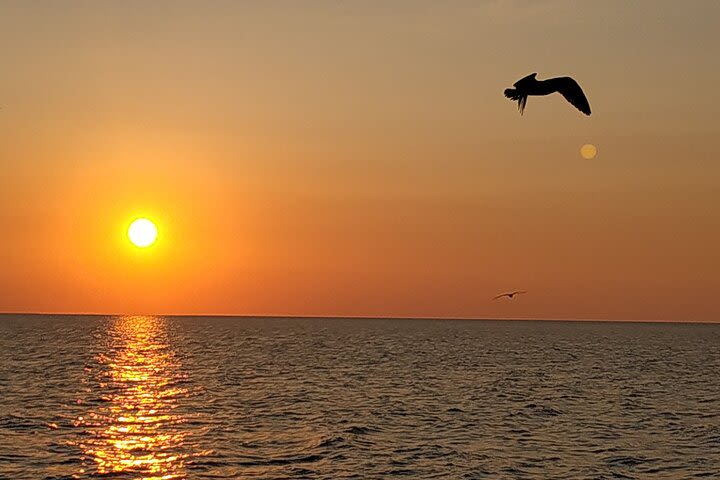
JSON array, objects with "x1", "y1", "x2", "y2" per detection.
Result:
[{"x1": 128, "y1": 218, "x2": 158, "y2": 248}]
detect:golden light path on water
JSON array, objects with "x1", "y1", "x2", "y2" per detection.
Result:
[{"x1": 75, "y1": 316, "x2": 193, "y2": 479}]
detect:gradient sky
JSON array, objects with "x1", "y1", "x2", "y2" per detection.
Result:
[{"x1": 1, "y1": 1, "x2": 719, "y2": 320}]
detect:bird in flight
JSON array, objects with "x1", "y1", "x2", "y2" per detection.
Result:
[
  {"x1": 504, "y1": 73, "x2": 591, "y2": 116},
  {"x1": 493, "y1": 290, "x2": 527, "y2": 300}
]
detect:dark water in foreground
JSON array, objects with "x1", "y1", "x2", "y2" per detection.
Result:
[{"x1": 1, "y1": 315, "x2": 719, "y2": 479}]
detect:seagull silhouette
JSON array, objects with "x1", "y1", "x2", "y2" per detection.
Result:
[
  {"x1": 493, "y1": 290, "x2": 527, "y2": 300},
  {"x1": 504, "y1": 73, "x2": 591, "y2": 116}
]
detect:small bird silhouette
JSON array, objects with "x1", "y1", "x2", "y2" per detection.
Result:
[
  {"x1": 504, "y1": 73, "x2": 591, "y2": 116},
  {"x1": 493, "y1": 290, "x2": 527, "y2": 300}
]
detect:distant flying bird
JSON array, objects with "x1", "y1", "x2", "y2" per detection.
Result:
[
  {"x1": 493, "y1": 290, "x2": 527, "y2": 300},
  {"x1": 504, "y1": 73, "x2": 591, "y2": 116}
]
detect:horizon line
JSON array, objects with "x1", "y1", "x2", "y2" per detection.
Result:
[{"x1": 0, "y1": 311, "x2": 717, "y2": 325}]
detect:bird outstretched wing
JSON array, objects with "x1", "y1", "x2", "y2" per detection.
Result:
[
  {"x1": 552, "y1": 77, "x2": 591, "y2": 115},
  {"x1": 493, "y1": 290, "x2": 527, "y2": 300}
]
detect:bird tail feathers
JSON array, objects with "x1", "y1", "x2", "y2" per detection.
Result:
[
  {"x1": 504, "y1": 88, "x2": 520, "y2": 100},
  {"x1": 504, "y1": 88, "x2": 527, "y2": 115}
]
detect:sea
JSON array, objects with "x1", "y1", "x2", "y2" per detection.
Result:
[{"x1": 1, "y1": 315, "x2": 719, "y2": 479}]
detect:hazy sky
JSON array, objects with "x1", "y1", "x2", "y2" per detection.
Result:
[{"x1": 1, "y1": 1, "x2": 719, "y2": 320}]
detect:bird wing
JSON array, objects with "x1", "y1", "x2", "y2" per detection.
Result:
[
  {"x1": 493, "y1": 293, "x2": 510, "y2": 300},
  {"x1": 513, "y1": 72, "x2": 537, "y2": 87},
  {"x1": 551, "y1": 77, "x2": 591, "y2": 115},
  {"x1": 512, "y1": 290, "x2": 527, "y2": 295}
]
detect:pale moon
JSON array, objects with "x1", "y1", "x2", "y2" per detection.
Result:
[{"x1": 580, "y1": 143, "x2": 598, "y2": 159}]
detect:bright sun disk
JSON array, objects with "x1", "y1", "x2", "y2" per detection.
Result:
[{"x1": 128, "y1": 218, "x2": 158, "y2": 248}]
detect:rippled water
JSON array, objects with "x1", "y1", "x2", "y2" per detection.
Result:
[{"x1": 1, "y1": 315, "x2": 719, "y2": 479}]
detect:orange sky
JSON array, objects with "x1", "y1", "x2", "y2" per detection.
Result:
[{"x1": 1, "y1": 1, "x2": 719, "y2": 321}]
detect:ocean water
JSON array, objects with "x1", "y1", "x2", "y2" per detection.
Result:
[{"x1": 1, "y1": 315, "x2": 719, "y2": 479}]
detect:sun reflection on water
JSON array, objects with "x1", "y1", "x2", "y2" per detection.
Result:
[{"x1": 76, "y1": 316, "x2": 191, "y2": 479}]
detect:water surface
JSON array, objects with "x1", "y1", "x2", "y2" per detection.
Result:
[{"x1": 1, "y1": 315, "x2": 719, "y2": 478}]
